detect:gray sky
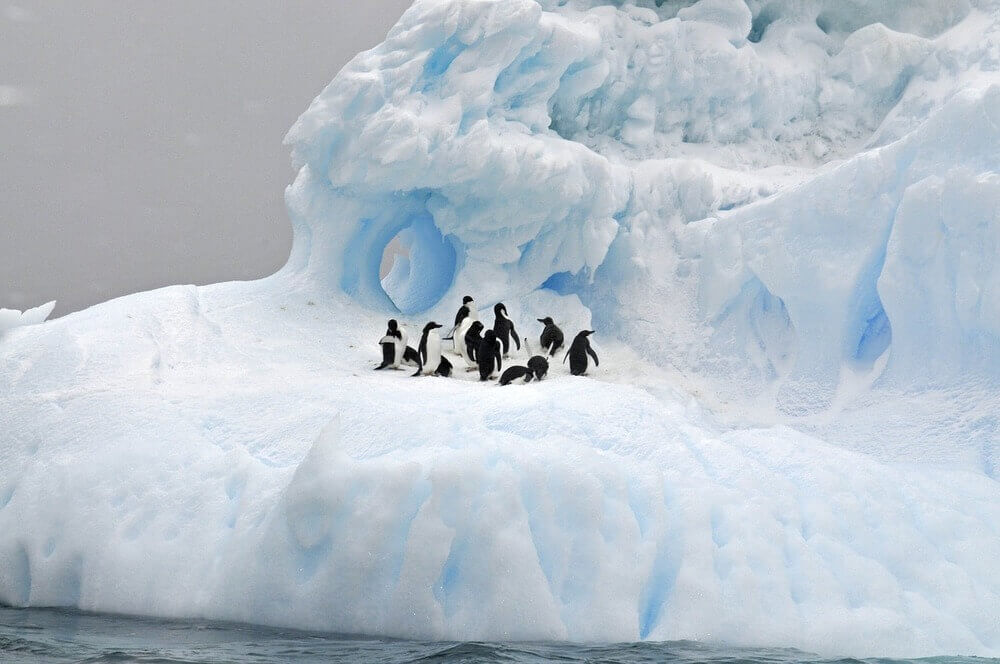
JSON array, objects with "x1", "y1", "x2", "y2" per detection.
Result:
[{"x1": 1, "y1": 1, "x2": 411, "y2": 317}]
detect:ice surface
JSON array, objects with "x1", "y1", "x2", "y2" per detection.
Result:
[
  {"x1": 2, "y1": 0, "x2": 999, "y2": 657},
  {"x1": 0, "y1": 301, "x2": 55, "y2": 334}
]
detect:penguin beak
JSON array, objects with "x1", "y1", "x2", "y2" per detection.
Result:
[{"x1": 537, "y1": 318, "x2": 546, "y2": 323}]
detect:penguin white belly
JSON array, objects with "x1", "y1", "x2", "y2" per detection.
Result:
[
  {"x1": 394, "y1": 329, "x2": 408, "y2": 366},
  {"x1": 424, "y1": 331, "x2": 442, "y2": 373},
  {"x1": 464, "y1": 340, "x2": 478, "y2": 368},
  {"x1": 455, "y1": 318, "x2": 473, "y2": 361}
]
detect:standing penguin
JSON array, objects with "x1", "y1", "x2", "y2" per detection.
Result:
[
  {"x1": 564, "y1": 330, "x2": 599, "y2": 376},
  {"x1": 452, "y1": 300, "x2": 478, "y2": 355},
  {"x1": 415, "y1": 322, "x2": 452, "y2": 377},
  {"x1": 375, "y1": 319, "x2": 408, "y2": 370},
  {"x1": 537, "y1": 317, "x2": 564, "y2": 357},
  {"x1": 463, "y1": 320, "x2": 485, "y2": 369},
  {"x1": 449, "y1": 296, "x2": 478, "y2": 352},
  {"x1": 477, "y1": 329, "x2": 503, "y2": 381},
  {"x1": 493, "y1": 302, "x2": 521, "y2": 357}
]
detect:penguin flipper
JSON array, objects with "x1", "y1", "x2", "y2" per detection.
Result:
[
  {"x1": 511, "y1": 327, "x2": 521, "y2": 351},
  {"x1": 588, "y1": 346, "x2": 599, "y2": 367}
]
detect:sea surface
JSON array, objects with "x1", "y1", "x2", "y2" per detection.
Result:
[{"x1": 1, "y1": 605, "x2": 995, "y2": 664}]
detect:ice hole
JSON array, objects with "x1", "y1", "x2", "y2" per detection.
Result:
[
  {"x1": 379, "y1": 213, "x2": 457, "y2": 315},
  {"x1": 748, "y1": 3, "x2": 780, "y2": 43}
]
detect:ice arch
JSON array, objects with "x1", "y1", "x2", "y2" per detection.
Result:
[{"x1": 339, "y1": 193, "x2": 458, "y2": 315}]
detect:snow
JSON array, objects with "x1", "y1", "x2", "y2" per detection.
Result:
[
  {"x1": 2, "y1": 0, "x2": 999, "y2": 657},
  {"x1": 0, "y1": 301, "x2": 55, "y2": 334}
]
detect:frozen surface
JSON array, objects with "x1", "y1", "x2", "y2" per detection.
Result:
[
  {"x1": 0, "y1": 301, "x2": 55, "y2": 334},
  {"x1": 2, "y1": 0, "x2": 1000, "y2": 657}
]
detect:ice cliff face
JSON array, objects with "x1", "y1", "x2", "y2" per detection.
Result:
[{"x1": 1, "y1": 0, "x2": 999, "y2": 656}]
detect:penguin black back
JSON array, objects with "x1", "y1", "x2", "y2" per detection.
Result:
[
  {"x1": 499, "y1": 365, "x2": 533, "y2": 385},
  {"x1": 564, "y1": 330, "x2": 598, "y2": 376},
  {"x1": 465, "y1": 320, "x2": 484, "y2": 362},
  {"x1": 453, "y1": 295, "x2": 475, "y2": 326},
  {"x1": 375, "y1": 319, "x2": 403, "y2": 370},
  {"x1": 493, "y1": 302, "x2": 520, "y2": 355},
  {"x1": 477, "y1": 329, "x2": 502, "y2": 381},
  {"x1": 527, "y1": 355, "x2": 549, "y2": 380},
  {"x1": 537, "y1": 317, "x2": 564, "y2": 357}
]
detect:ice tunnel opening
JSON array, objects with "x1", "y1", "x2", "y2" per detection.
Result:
[
  {"x1": 748, "y1": 4, "x2": 780, "y2": 43},
  {"x1": 378, "y1": 214, "x2": 458, "y2": 315}
]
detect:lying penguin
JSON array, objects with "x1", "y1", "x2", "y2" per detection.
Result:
[
  {"x1": 499, "y1": 355, "x2": 549, "y2": 385},
  {"x1": 564, "y1": 330, "x2": 599, "y2": 376}
]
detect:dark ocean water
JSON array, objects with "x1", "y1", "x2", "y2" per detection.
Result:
[{"x1": 1, "y1": 606, "x2": 994, "y2": 664}]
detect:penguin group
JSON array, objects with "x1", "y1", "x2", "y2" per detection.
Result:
[{"x1": 373, "y1": 296, "x2": 600, "y2": 383}]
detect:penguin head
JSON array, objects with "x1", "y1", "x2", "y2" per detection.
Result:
[
  {"x1": 483, "y1": 329, "x2": 497, "y2": 342},
  {"x1": 537, "y1": 317, "x2": 554, "y2": 325},
  {"x1": 387, "y1": 319, "x2": 398, "y2": 331},
  {"x1": 423, "y1": 321, "x2": 442, "y2": 333},
  {"x1": 576, "y1": 330, "x2": 595, "y2": 340},
  {"x1": 462, "y1": 295, "x2": 474, "y2": 305},
  {"x1": 469, "y1": 320, "x2": 484, "y2": 334},
  {"x1": 494, "y1": 302, "x2": 509, "y2": 317}
]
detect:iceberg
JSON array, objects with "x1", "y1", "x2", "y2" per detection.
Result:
[{"x1": 1, "y1": 0, "x2": 998, "y2": 656}]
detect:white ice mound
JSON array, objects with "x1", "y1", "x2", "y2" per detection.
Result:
[
  {"x1": 0, "y1": 301, "x2": 56, "y2": 335},
  {"x1": 1, "y1": 0, "x2": 999, "y2": 657}
]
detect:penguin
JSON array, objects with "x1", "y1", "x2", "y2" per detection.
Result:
[
  {"x1": 460, "y1": 295, "x2": 479, "y2": 324},
  {"x1": 499, "y1": 355, "x2": 549, "y2": 385},
  {"x1": 564, "y1": 330, "x2": 599, "y2": 376},
  {"x1": 447, "y1": 296, "x2": 478, "y2": 351},
  {"x1": 401, "y1": 346, "x2": 422, "y2": 373},
  {"x1": 415, "y1": 322, "x2": 450, "y2": 377},
  {"x1": 537, "y1": 317, "x2": 564, "y2": 357},
  {"x1": 375, "y1": 319, "x2": 408, "y2": 370},
  {"x1": 435, "y1": 354, "x2": 454, "y2": 377},
  {"x1": 454, "y1": 306, "x2": 477, "y2": 357},
  {"x1": 463, "y1": 320, "x2": 485, "y2": 369},
  {"x1": 477, "y1": 329, "x2": 503, "y2": 381},
  {"x1": 492, "y1": 302, "x2": 521, "y2": 357},
  {"x1": 527, "y1": 355, "x2": 549, "y2": 380},
  {"x1": 499, "y1": 365, "x2": 534, "y2": 385}
]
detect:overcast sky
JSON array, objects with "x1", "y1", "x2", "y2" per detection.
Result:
[{"x1": 1, "y1": 1, "x2": 412, "y2": 317}]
